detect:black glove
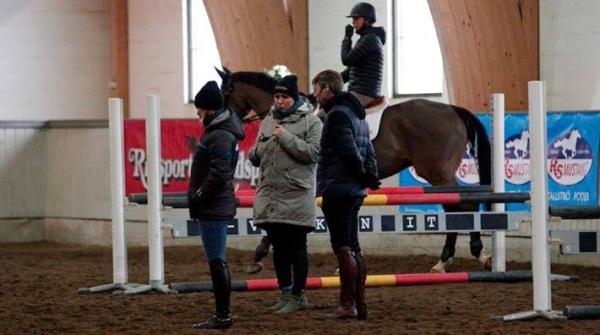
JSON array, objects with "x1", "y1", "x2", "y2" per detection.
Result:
[
  {"x1": 345, "y1": 24, "x2": 354, "y2": 38},
  {"x1": 361, "y1": 172, "x2": 381, "y2": 190}
]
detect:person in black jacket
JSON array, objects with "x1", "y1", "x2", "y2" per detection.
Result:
[
  {"x1": 188, "y1": 80, "x2": 245, "y2": 330},
  {"x1": 341, "y1": 2, "x2": 386, "y2": 107},
  {"x1": 312, "y1": 70, "x2": 380, "y2": 320}
]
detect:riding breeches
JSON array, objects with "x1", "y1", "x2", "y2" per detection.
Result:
[{"x1": 321, "y1": 196, "x2": 365, "y2": 253}]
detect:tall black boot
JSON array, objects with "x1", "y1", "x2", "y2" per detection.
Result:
[{"x1": 192, "y1": 259, "x2": 233, "y2": 330}]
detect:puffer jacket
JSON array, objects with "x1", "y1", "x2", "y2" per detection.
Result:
[
  {"x1": 188, "y1": 109, "x2": 245, "y2": 220},
  {"x1": 317, "y1": 92, "x2": 378, "y2": 197},
  {"x1": 341, "y1": 25, "x2": 386, "y2": 98},
  {"x1": 249, "y1": 99, "x2": 322, "y2": 229}
]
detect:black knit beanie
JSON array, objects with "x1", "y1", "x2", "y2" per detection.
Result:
[
  {"x1": 274, "y1": 75, "x2": 299, "y2": 101},
  {"x1": 194, "y1": 81, "x2": 224, "y2": 110}
]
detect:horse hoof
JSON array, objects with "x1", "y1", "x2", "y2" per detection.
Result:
[
  {"x1": 246, "y1": 262, "x2": 263, "y2": 274},
  {"x1": 479, "y1": 255, "x2": 492, "y2": 271},
  {"x1": 430, "y1": 258, "x2": 453, "y2": 273}
]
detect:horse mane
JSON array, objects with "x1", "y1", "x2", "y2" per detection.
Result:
[{"x1": 231, "y1": 71, "x2": 276, "y2": 93}]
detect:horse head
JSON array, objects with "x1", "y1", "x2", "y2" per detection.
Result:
[{"x1": 215, "y1": 67, "x2": 276, "y2": 122}]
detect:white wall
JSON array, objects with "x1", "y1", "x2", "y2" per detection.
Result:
[
  {"x1": 540, "y1": 0, "x2": 600, "y2": 111},
  {"x1": 308, "y1": 0, "x2": 393, "y2": 97},
  {"x1": 128, "y1": 0, "x2": 195, "y2": 119},
  {"x1": 0, "y1": 0, "x2": 109, "y2": 121}
]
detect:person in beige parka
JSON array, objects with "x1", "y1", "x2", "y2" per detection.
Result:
[{"x1": 249, "y1": 74, "x2": 322, "y2": 314}]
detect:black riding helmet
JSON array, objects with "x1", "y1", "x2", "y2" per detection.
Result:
[{"x1": 347, "y1": 2, "x2": 376, "y2": 24}]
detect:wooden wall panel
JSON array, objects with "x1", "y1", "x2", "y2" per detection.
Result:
[
  {"x1": 429, "y1": 0, "x2": 538, "y2": 112},
  {"x1": 109, "y1": 0, "x2": 129, "y2": 116},
  {"x1": 204, "y1": 0, "x2": 308, "y2": 91}
]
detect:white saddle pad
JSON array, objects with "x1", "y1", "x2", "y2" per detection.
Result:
[{"x1": 365, "y1": 102, "x2": 388, "y2": 140}]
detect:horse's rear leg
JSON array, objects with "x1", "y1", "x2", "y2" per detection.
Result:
[
  {"x1": 431, "y1": 205, "x2": 491, "y2": 272},
  {"x1": 470, "y1": 232, "x2": 492, "y2": 270}
]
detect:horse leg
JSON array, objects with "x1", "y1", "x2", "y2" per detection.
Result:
[
  {"x1": 431, "y1": 203, "x2": 460, "y2": 273},
  {"x1": 470, "y1": 231, "x2": 491, "y2": 270},
  {"x1": 431, "y1": 232, "x2": 457, "y2": 273}
]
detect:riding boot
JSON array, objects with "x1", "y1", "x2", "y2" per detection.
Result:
[
  {"x1": 354, "y1": 251, "x2": 368, "y2": 320},
  {"x1": 192, "y1": 259, "x2": 233, "y2": 329},
  {"x1": 318, "y1": 247, "x2": 357, "y2": 319}
]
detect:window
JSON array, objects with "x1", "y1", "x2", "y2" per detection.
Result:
[
  {"x1": 393, "y1": 0, "x2": 444, "y2": 95},
  {"x1": 185, "y1": 0, "x2": 222, "y2": 102}
]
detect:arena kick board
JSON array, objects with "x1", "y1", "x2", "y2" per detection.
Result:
[{"x1": 160, "y1": 211, "x2": 529, "y2": 238}]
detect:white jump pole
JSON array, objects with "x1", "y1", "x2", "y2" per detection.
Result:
[
  {"x1": 118, "y1": 95, "x2": 171, "y2": 294},
  {"x1": 145, "y1": 95, "x2": 169, "y2": 292},
  {"x1": 498, "y1": 81, "x2": 563, "y2": 321},
  {"x1": 528, "y1": 81, "x2": 552, "y2": 312},
  {"x1": 79, "y1": 98, "x2": 140, "y2": 293},
  {"x1": 110, "y1": 98, "x2": 128, "y2": 285},
  {"x1": 491, "y1": 93, "x2": 506, "y2": 272}
]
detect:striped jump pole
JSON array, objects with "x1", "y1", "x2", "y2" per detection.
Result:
[
  {"x1": 152, "y1": 192, "x2": 529, "y2": 209},
  {"x1": 549, "y1": 206, "x2": 600, "y2": 220},
  {"x1": 169, "y1": 271, "x2": 577, "y2": 293},
  {"x1": 127, "y1": 185, "x2": 495, "y2": 204}
]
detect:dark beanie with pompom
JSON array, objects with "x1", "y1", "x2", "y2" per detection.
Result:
[{"x1": 194, "y1": 81, "x2": 224, "y2": 110}]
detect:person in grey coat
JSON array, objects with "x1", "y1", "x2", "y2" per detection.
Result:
[{"x1": 249, "y1": 75, "x2": 322, "y2": 314}]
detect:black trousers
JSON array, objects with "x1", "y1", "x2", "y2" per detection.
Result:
[
  {"x1": 264, "y1": 224, "x2": 310, "y2": 296},
  {"x1": 321, "y1": 196, "x2": 364, "y2": 253}
]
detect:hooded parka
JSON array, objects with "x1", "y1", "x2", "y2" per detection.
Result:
[
  {"x1": 249, "y1": 99, "x2": 322, "y2": 230},
  {"x1": 188, "y1": 109, "x2": 245, "y2": 220}
]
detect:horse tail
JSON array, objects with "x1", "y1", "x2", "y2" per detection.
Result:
[{"x1": 453, "y1": 107, "x2": 492, "y2": 186}]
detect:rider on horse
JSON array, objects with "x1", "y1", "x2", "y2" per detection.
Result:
[{"x1": 342, "y1": 2, "x2": 386, "y2": 108}]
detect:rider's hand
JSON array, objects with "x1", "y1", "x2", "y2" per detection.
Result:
[{"x1": 345, "y1": 24, "x2": 354, "y2": 38}]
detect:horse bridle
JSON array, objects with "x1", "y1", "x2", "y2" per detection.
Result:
[{"x1": 221, "y1": 79, "x2": 270, "y2": 123}]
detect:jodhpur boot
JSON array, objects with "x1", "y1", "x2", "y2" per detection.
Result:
[
  {"x1": 354, "y1": 251, "x2": 368, "y2": 320},
  {"x1": 192, "y1": 259, "x2": 233, "y2": 329},
  {"x1": 274, "y1": 290, "x2": 308, "y2": 314},
  {"x1": 267, "y1": 288, "x2": 292, "y2": 312},
  {"x1": 318, "y1": 247, "x2": 357, "y2": 319}
]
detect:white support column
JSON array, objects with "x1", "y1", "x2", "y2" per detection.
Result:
[
  {"x1": 109, "y1": 98, "x2": 128, "y2": 285},
  {"x1": 494, "y1": 81, "x2": 566, "y2": 321},
  {"x1": 528, "y1": 81, "x2": 552, "y2": 312},
  {"x1": 78, "y1": 98, "x2": 142, "y2": 294},
  {"x1": 146, "y1": 95, "x2": 166, "y2": 290},
  {"x1": 495, "y1": 81, "x2": 564, "y2": 321},
  {"x1": 491, "y1": 93, "x2": 506, "y2": 272}
]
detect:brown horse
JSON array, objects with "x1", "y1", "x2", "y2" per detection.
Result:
[{"x1": 216, "y1": 67, "x2": 492, "y2": 272}]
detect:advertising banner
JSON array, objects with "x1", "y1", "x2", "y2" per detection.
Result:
[
  {"x1": 124, "y1": 119, "x2": 260, "y2": 195},
  {"x1": 399, "y1": 112, "x2": 600, "y2": 212}
]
